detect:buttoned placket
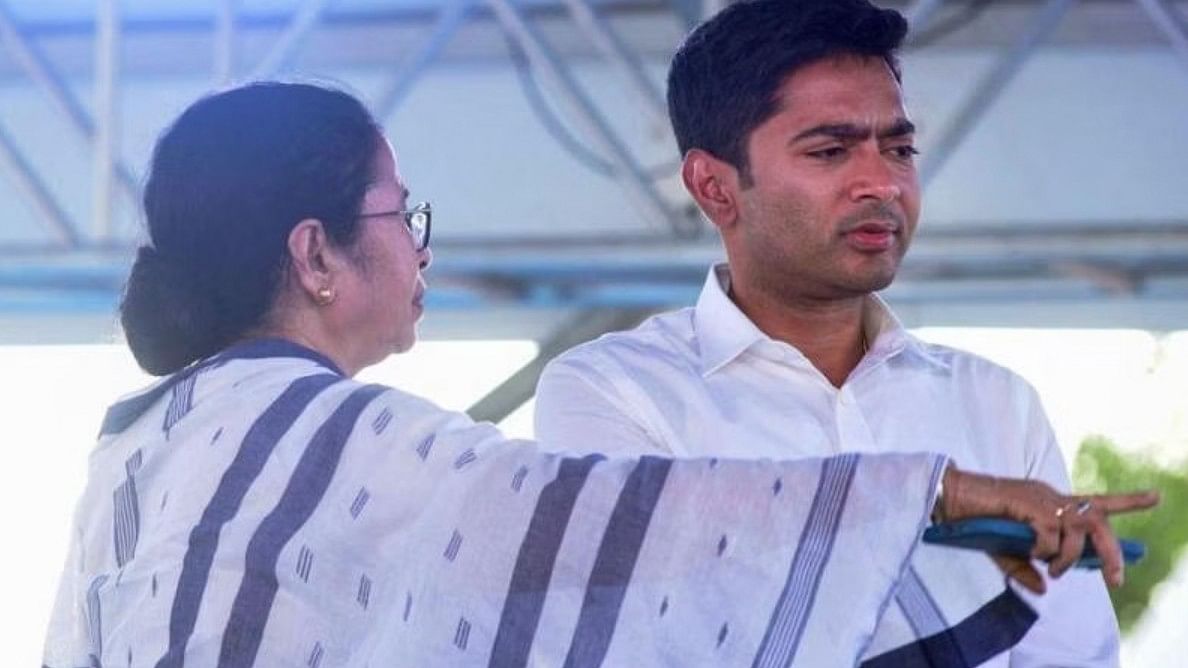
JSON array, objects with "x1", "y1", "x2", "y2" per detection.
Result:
[
  {"x1": 758, "y1": 339, "x2": 885, "y2": 456},
  {"x1": 834, "y1": 344, "x2": 908, "y2": 455},
  {"x1": 834, "y1": 381, "x2": 879, "y2": 454},
  {"x1": 836, "y1": 343, "x2": 901, "y2": 455}
]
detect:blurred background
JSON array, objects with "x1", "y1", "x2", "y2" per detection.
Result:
[{"x1": 0, "y1": 0, "x2": 1185, "y2": 664}]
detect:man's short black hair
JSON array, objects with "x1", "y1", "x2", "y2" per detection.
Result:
[{"x1": 667, "y1": 0, "x2": 908, "y2": 183}]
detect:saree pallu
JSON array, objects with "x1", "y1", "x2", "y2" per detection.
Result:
[{"x1": 44, "y1": 339, "x2": 947, "y2": 667}]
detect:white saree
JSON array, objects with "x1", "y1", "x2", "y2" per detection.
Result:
[{"x1": 44, "y1": 339, "x2": 948, "y2": 667}]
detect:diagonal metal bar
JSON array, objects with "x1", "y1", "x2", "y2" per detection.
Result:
[
  {"x1": 702, "y1": 0, "x2": 729, "y2": 22},
  {"x1": 374, "y1": 0, "x2": 473, "y2": 120},
  {"x1": 0, "y1": 122, "x2": 80, "y2": 246},
  {"x1": 904, "y1": 0, "x2": 949, "y2": 37},
  {"x1": 249, "y1": 0, "x2": 333, "y2": 80},
  {"x1": 486, "y1": 0, "x2": 698, "y2": 237},
  {"x1": 214, "y1": 0, "x2": 237, "y2": 85},
  {"x1": 1134, "y1": 0, "x2": 1188, "y2": 73},
  {"x1": 560, "y1": 0, "x2": 666, "y2": 126},
  {"x1": 919, "y1": 0, "x2": 1076, "y2": 188},
  {"x1": 467, "y1": 307, "x2": 654, "y2": 424},
  {"x1": 665, "y1": 0, "x2": 702, "y2": 29},
  {"x1": 94, "y1": 0, "x2": 119, "y2": 240},
  {"x1": 0, "y1": 0, "x2": 139, "y2": 205}
]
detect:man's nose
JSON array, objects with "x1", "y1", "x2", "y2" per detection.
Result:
[
  {"x1": 848, "y1": 152, "x2": 902, "y2": 202},
  {"x1": 854, "y1": 181, "x2": 902, "y2": 202},
  {"x1": 418, "y1": 247, "x2": 432, "y2": 271}
]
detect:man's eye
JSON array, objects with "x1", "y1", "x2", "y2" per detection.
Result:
[
  {"x1": 807, "y1": 147, "x2": 846, "y2": 159},
  {"x1": 890, "y1": 145, "x2": 920, "y2": 160}
]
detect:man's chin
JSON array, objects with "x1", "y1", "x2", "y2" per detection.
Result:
[
  {"x1": 865, "y1": 273, "x2": 897, "y2": 293},
  {"x1": 833, "y1": 264, "x2": 897, "y2": 291}
]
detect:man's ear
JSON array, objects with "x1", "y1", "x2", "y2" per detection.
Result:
[
  {"x1": 286, "y1": 218, "x2": 340, "y2": 302},
  {"x1": 681, "y1": 148, "x2": 741, "y2": 231}
]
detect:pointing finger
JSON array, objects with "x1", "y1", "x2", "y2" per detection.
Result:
[{"x1": 1091, "y1": 490, "x2": 1160, "y2": 515}]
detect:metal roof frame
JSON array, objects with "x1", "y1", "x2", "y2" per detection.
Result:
[{"x1": 0, "y1": 0, "x2": 1185, "y2": 417}]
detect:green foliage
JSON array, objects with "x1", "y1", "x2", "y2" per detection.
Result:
[{"x1": 1072, "y1": 436, "x2": 1188, "y2": 633}]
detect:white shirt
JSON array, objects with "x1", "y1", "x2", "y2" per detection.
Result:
[
  {"x1": 45, "y1": 338, "x2": 949, "y2": 667},
  {"x1": 536, "y1": 264, "x2": 1121, "y2": 667}
]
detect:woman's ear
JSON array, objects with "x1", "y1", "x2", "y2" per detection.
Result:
[
  {"x1": 286, "y1": 219, "x2": 339, "y2": 303},
  {"x1": 681, "y1": 149, "x2": 742, "y2": 231}
]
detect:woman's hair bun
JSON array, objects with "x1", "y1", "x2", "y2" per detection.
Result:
[{"x1": 120, "y1": 245, "x2": 223, "y2": 375}]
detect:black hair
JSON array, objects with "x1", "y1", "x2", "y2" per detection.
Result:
[
  {"x1": 121, "y1": 82, "x2": 382, "y2": 375},
  {"x1": 666, "y1": 0, "x2": 908, "y2": 183}
]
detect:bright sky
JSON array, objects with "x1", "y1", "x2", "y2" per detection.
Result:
[{"x1": 4, "y1": 331, "x2": 1186, "y2": 664}]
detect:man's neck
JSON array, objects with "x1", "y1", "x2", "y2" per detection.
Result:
[{"x1": 729, "y1": 279, "x2": 867, "y2": 388}]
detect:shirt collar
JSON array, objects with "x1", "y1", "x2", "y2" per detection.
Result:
[
  {"x1": 694, "y1": 264, "x2": 769, "y2": 376},
  {"x1": 860, "y1": 294, "x2": 947, "y2": 371},
  {"x1": 693, "y1": 263, "x2": 950, "y2": 376}
]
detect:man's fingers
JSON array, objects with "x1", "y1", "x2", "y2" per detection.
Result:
[
  {"x1": 1048, "y1": 522, "x2": 1085, "y2": 579},
  {"x1": 992, "y1": 555, "x2": 1046, "y2": 595},
  {"x1": 1031, "y1": 519, "x2": 1061, "y2": 561},
  {"x1": 1086, "y1": 517, "x2": 1126, "y2": 587},
  {"x1": 1091, "y1": 490, "x2": 1161, "y2": 515}
]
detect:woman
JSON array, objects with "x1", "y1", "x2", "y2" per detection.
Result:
[{"x1": 43, "y1": 83, "x2": 1154, "y2": 667}]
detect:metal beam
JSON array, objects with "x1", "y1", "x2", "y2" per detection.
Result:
[
  {"x1": 249, "y1": 0, "x2": 333, "y2": 80},
  {"x1": 561, "y1": 0, "x2": 667, "y2": 127},
  {"x1": 374, "y1": 0, "x2": 472, "y2": 120},
  {"x1": 904, "y1": 0, "x2": 949, "y2": 37},
  {"x1": 918, "y1": 0, "x2": 1076, "y2": 188},
  {"x1": 467, "y1": 307, "x2": 654, "y2": 423},
  {"x1": 3, "y1": 231, "x2": 1188, "y2": 315},
  {"x1": 0, "y1": 1, "x2": 140, "y2": 206},
  {"x1": 701, "y1": 0, "x2": 729, "y2": 22},
  {"x1": 486, "y1": 0, "x2": 700, "y2": 238},
  {"x1": 1134, "y1": 0, "x2": 1188, "y2": 73},
  {"x1": 93, "y1": 0, "x2": 119, "y2": 240},
  {"x1": 664, "y1": 0, "x2": 701, "y2": 29},
  {"x1": 0, "y1": 123, "x2": 80, "y2": 246},
  {"x1": 214, "y1": 0, "x2": 236, "y2": 85},
  {"x1": 1053, "y1": 260, "x2": 1142, "y2": 296},
  {"x1": 5, "y1": 217, "x2": 1187, "y2": 256}
]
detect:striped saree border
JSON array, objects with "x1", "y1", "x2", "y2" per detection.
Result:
[{"x1": 751, "y1": 453, "x2": 861, "y2": 668}]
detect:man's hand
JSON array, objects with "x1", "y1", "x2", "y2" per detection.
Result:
[{"x1": 938, "y1": 465, "x2": 1159, "y2": 594}]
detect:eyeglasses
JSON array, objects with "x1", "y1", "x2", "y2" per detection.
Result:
[{"x1": 357, "y1": 201, "x2": 432, "y2": 251}]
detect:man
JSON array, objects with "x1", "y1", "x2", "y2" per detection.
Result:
[{"x1": 536, "y1": 0, "x2": 1126, "y2": 664}]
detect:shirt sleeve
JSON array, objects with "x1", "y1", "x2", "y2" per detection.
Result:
[
  {"x1": 534, "y1": 355, "x2": 672, "y2": 456},
  {"x1": 1010, "y1": 381, "x2": 1121, "y2": 667}
]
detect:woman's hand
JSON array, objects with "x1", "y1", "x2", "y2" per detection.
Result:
[{"x1": 938, "y1": 465, "x2": 1160, "y2": 594}]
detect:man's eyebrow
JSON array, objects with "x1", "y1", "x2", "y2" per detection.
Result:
[
  {"x1": 879, "y1": 118, "x2": 916, "y2": 138},
  {"x1": 791, "y1": 123, "x2": 867, "y2": 143},
  {"x1": 790, "y1": 118, "x2": 916, "y2": 143}
]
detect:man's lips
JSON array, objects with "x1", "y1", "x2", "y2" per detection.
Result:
[
  {"x1": 842, "y1": 221, "x2": 900, "y2": 252},
  {"x1": 842, "y1": 218, "x2": 900, "y2": 234}
]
